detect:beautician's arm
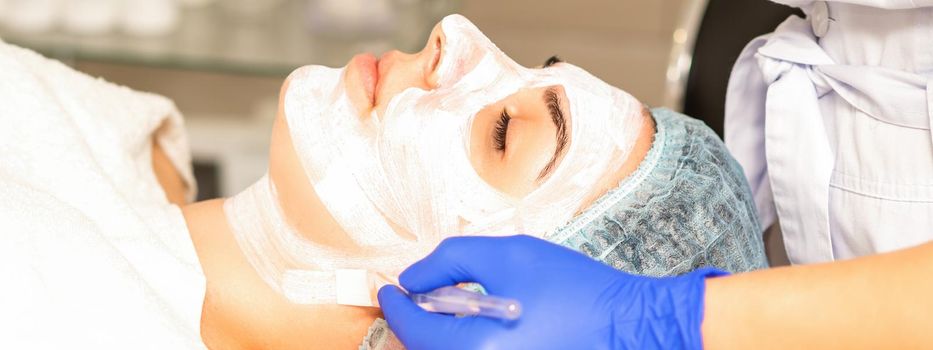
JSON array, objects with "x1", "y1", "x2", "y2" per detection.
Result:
[
  {"x1": 379, "y1": 236, "x2": 933, "y2": 349},
  {"x1": 703, "y1": 241, "x2": 933, "y2": 349}
]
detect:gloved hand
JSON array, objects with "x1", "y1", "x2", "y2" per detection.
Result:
[{"x1": 378, "y1": 235, "x2": 726, "y2": 350}]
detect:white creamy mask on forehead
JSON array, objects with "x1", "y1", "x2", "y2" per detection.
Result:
[{"x1": 225, "y1": 14, "x2": 645, "y2": 306}]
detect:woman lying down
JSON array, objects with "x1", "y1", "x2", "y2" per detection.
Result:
[{"x1": 0, "y1": 15, "x2": 766, "y2": 349}]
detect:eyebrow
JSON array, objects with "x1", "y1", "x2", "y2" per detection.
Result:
[{"x1": 537, "y1": 87, "x2": 569, "y2": 181}]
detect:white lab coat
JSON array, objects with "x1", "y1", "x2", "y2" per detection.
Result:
[{"x1": 725, "y1": 1, "x2": 933, "y2": 264}]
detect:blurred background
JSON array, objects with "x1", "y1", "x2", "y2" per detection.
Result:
[{"x1": 0, "y1": 0, "x2": 795, "y2": 201}]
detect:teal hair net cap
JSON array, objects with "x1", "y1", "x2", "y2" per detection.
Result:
[{"x1": 547, "y1": 108, "x2": 768, "y2": 275}]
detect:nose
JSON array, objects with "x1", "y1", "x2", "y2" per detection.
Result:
[{"x1": 372, "y1": 25, "x2": 446, "y2": 113}]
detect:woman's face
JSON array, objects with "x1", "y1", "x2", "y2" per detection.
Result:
[
  {"x1": 270, "y1": 15, "x2": 644, "y2": 244},
  {"x1": 346, "y1": 49, "x2": 566, "y2": 197},
  {"x1": 342, "y1": 25, "x2": 576, "y2": 197}
]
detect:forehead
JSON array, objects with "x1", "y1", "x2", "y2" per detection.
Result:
[{"x1": 438, "y1": 15, "x2": 616, "y2": 88}]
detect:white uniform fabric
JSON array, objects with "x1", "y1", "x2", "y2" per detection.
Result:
[
  {"x1": 725, "y1": 1, "x2": 933, "y2": 264},
  {"x1": 0, "y1": 41, "x2": 206, "y2": 348}
]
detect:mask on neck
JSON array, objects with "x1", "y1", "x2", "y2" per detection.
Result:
[{"x1": 225, "y1": 14, "x2": 645, "y2": 306}]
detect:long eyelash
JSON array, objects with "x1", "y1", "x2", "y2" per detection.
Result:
[
  {"x1": 543, "y1": 55, "x2": 562, "y2": 68},
  {"x1": 493, "y1": 109, "x2": 511, "y2": 152}
]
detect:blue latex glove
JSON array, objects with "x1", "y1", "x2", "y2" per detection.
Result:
[{"x1": 378, "y1": 235, "x2": 726, "y2": 350}]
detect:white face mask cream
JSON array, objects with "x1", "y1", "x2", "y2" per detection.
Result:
[{"x1": 224, "y1": 14, "x2": 645, "y2": 306}]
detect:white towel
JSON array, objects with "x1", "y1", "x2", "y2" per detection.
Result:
[{"x1": 0, "y1": 41, "x2": 206, "y2": 349}]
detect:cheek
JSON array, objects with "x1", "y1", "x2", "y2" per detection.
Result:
[{"x1": 468, "y1": 110, "x2": 494, "y2": 175}]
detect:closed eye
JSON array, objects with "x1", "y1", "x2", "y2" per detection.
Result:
[{"x1": 493, "y1": 108, "x2": 511, "y2": 152}]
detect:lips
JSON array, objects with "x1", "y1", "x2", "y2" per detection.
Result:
[{"x1": 349, "y1": 53, "x2": 379, "y2": 108}]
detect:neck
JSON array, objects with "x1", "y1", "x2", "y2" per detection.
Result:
[{"x1": 180, "y1": 180, "x2": 381, "y2": 350}]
